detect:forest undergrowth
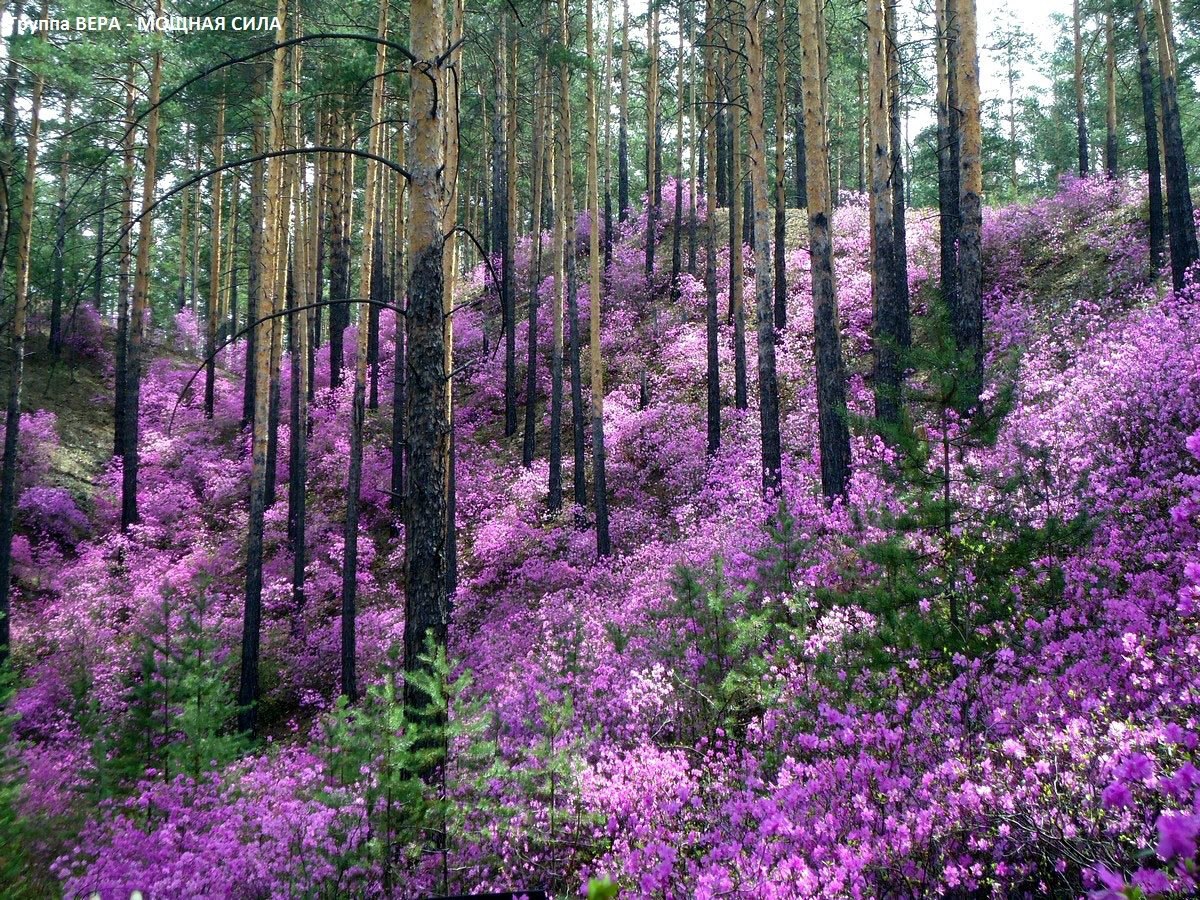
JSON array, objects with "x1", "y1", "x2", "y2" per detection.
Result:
[{"x1": 2, "y1": 175, "x2": 1199, "y2": 898}]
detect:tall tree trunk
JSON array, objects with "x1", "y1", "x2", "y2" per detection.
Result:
[
  {"x1": 177, "y1": 153, "x2": 191, "y2": 312},
  {"x1": 687, "y1": 1, "x2": 699, "y2": 276},
  {"x1": 618, "y1": 0, "x2": 631, "y2": 221},
  {"x1": 244, "y1": 114, "x2": 266, "y2": 428},
  {"x1": 604, "y1": 0, "x2": 615, "y2": 270},
  {"x1": 49, "y1": 94, "x2": 73, "y2": 357},
  {"x1": 205, "y1": 95, "x2": 226, "y2": 419},
  {"x1": 342, "y1": 0, "x2": 389, "y2": 703},
  {"x1": 793, "y1": 77, "x2": 807, "y2": 209},
  {"x1": 1073, "y1": 0, "x2": 1089, "y2": 176},
  {"x1": 494, "y1": 17, "x2": 516, "y2": 438},
  {"x1": 0, "y1": 0, "x2": 26, "y2": 300},
  {"x1": 0, "y1": 0, "x2": 47, "y2": 665},
  {"x1": 93, "y1": 172, "x2": 107, "y2": 311},
  {"x1": 122, "y1": 0, "x2": 165, "y2": 531},
  {"x1": 238, "y1": 3, "x2": 288, "y2": 735},
  {"x1": 887, "y1": 0, "x2": 910, "y2": 350},
  {"x1": 1135, "y1": 0, "x2": 1165, "y2": 274},
  {"x1": 957, "y1": 0, "x2": 984, "y2": 407},
  {"x1": 564, "y1": 0, "x2": 587, "y2": 512},
  {"x1": 728, "y1": 15, "x2": 748, "y2": 412},
  {"x1": 704, "y1": 0, "x2": 721, "y2": 455},
  {"x1": 801, "y1": 0, "x2": 851, "y2": 499},
  {"x1": 935, "y1": 0, "x2": 961, "y2": 330},
  {"x1": 114, "y1": 64, "x2": 135, "y2": 458},
  {"x1": 327, "y1": 107, "x2": 351, "y2": 389},
  {"x1": 645, "y1": 6, "x2": 660, "y2": 279},
  {"x1": 1155, "y1": 0, "x2": 1199, "y2": 289},
  {"x1": 869, "y1": 0, "x2": 901, "y2": 426},
  {"x1": 748, "y1": 0, "x2": 782, "y2": 494},
  {"x1": 549, "y1": 62, "x2": 565, "y2": 512},
  {"x1": 523, "y1": 21, "x2": 551, "y2": 470},
  {"x1": 405, "y1": 0, "x2": 451, "y2": 704},
  {"x1": 670, "y1": 1, "x2": 684, "y2": 304},
  {"x1": 587, "y1": 0, "x2": 611, "y2": 554},
  {"x1": 390, "y1": 113, "x2": 408, "y2": 518},
  {"x1": 1105, "y1": 1, "x2": 1118, "y2": 178},
  {"x1": 773, "y1": 0, "x2": 788, "y2": 330}
]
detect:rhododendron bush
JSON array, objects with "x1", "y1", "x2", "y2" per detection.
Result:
[{"x1": 2, "y1": 175, "x2": 1199, "y2": 898}]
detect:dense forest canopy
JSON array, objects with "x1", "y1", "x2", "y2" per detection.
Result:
[{"x1": 0, "y1": 0, "x2": 1199, "y2": 896}]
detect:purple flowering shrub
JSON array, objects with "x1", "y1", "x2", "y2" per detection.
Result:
[{"x1": 3, "y1": 175, "x2": 1200, "y2": 896}]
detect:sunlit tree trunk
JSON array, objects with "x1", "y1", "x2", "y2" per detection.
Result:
[
  {"x1": 563, "y1": 0, "x2": 587, "y2": 512},
  {"x1": 0, "y1": 0, "x2": 47, "y2": 665},
  {"x1": 800, "y1": 0, "x2": 851, "y2": 499}
]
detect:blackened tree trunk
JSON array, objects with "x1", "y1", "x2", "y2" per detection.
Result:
[
  {"x1": 1105, "y1": 1, "x2": 1118, "y2": 178},
  {"x1": 1135, "y1": 0, "x2": 1165, "y2": 273},
  {"x1": 327, "y1": 108, "x2": 352, "y2": 390},
  {"x1": 645, "y1": 7, "x2": 660, "y2": 279},
  {"x1": 244, "y1": 114, "x2": 266, "y2": 428},
  {"x1": 524, "y1": 25, "x2": 551, "y2": 470},
  {"x1": 494, "y1": 17, "x2": 516, "y2": 438},
  {"x1": 670, "y1": 1, "x2": 684, "y2": 305},
  {"x1": 0, "y1": 7, "x2": 46, "y2": 665},
  {"x1": 563, "y1": 0, "x2": 587, "y2": 511},
  {"x1": 728, "y1": 22, "x2": 748, "y2": 412},
  {"x1": 793, "y1": 79, "x2": 807, "y2": 208},
  {"x1": 404, "y1": 0, "x2": 451, "y2": 704},
  {"x1": 1155, "y1": 0, "x2": 1199, "y2": 290},
  {"x1": 122, "y1": 0, "x2": 165, "y2": 531},
  {"x1": 1073, "y1": 0, "x2": 1089, "y2": 176},
  {"x1": 114, "y1": 64, "x2": 135, "y2": 458}
]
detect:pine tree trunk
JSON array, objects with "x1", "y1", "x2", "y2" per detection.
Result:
[
  {"x1": 49, "y1": 95, "x2": 72, "y2": 357},
  {"x1": 244, "y1": 113, "x2": 266, "y2": 428},
  {"x1": 748, "y1": 0, "x2": 782, "y2": 494},
  {"x1": 494, "y1": 18, "x2": 516, "y2": 438},
  {"x1": 869, "y1": 0, "x2": 901, "y2": 426},
  {"x1": 1105, "y1": 2, "x2": 1118, "y2": 178},
  {"x1": 887, "y1": 0, "x2": 910, "y2": 350},
  {"x1": 177, "y1": 158, "x2": 191, "y2": 312},
  {"x1": 404, "y1": 0, "x2": 451, "y2": 703},
  {"x1": 563, "y1": 0, "x2": 587, "y2": 512},
  {"x1": 1135, "y1": 0, "x2": 1166, "y2": 273},
  {"x1": 587, "y1": 0, "x2": 611, "y2": 555},
  {"x1": 205, "y1": 95, "x2": 226, "y2": 419},
  {"x1": 122, "y1": 0, "x2": 165, "y2": 531},
  {"x1": 800, "y1": 0, "x2": 851, "y2": 499},
  {"x1": 523, "y1": 20, "x2": 551, "y2": 470},
  {"x1": 327, "y1": 107, "x2": 351, "y2": 389},
  {"x1": 1155, "y1": 0, "x2": 1199, "y2": 289},
  {"x1": 957, "y1": 0, "x2": 985, "y2": 407},
  {"x1": 773, "y1": 0, "x2": 788, "y2": 331},
  {"x1": 728, "y1": 14, "x2": 748, "y2": 412},
  {"x1": 670, "y1": 2, "x2": 684, "y2": 304},
  {"x1": 687, "y1": 1, "x2": 699, "y2": 277},
  {"x1": 618, "y1": 0, "x2": 631, "y2": 222},
  {"x1": 704, "y1": 0, "x2": 721, "y2": 455},
  {"x1": 390, "y1": 113, "x2": 408, "y2": 518},
  {"x1": 935, "y1": 0, "x2": 960, "y2": 330},
  {"x1": 342, "y1": 0, "x2": 390, "y2": 703},
  {"x1": 0, "y1": 1, "x2": 47, "y2": 665},
  {"x1": 114, "y1": 65, "x2": 136, "y2": 457},
  {"x1": 1073, "y1": 0, "x2": 1089, "y2": 176},
  {"x1": 93, "y1": 172, "x2": 106, "y2": 311},
  {"x1": 238, "y1": 3, "x2": 288, "y2": 734},
  {"x1": 645, "y1": 7, "x2": 659, "y2": 279}
]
